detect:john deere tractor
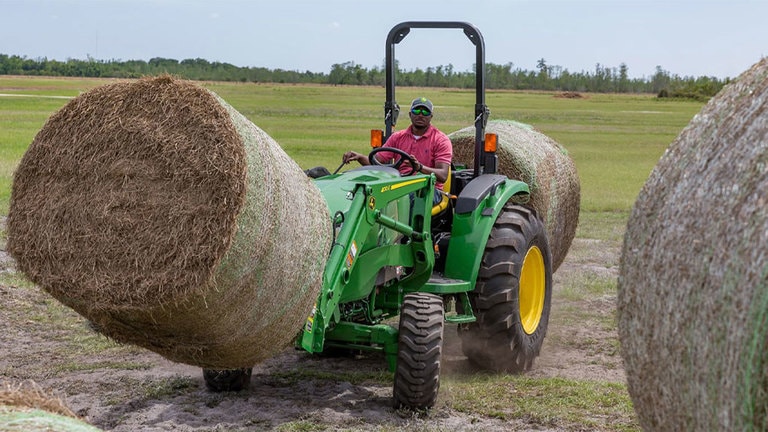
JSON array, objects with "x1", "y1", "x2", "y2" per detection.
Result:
[{"x1": 205, "y1": 21, "x2": 552, "y2": 410}]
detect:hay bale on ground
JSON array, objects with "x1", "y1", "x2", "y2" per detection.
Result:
[
  {"x1": 7, "y1": 75, "x2": 332, "y2": 369},
  {"x1": 448, "y1": 120, "x2": 580, "y2": 272},
  {"x1": 618, "y1": 58, "x2": 768, "y2": 431},
  {"x1": 0, "y1": 381, "x2": 103, "y2": 431}
]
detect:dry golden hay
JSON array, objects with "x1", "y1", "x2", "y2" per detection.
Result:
[
  {"x1": 7, "y1": 75, "x2": 332, "y2": 369},
  {"x1": 553, "y1": 91, "x2": 586, "y2": 99},
  {"x1": 0, "y1": 381, "x2": 103, "y2": 431},
  {"x1": 448, "y1": 120, "x2": 580, "y2": 272},
  {"x1": 618, "y1": 57, "x2": 768, "y2": 431},
  {"x1": 0, "y1": 381, "x2": 76, "y2": 418}
]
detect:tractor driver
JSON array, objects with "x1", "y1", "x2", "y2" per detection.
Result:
[{"x1": 342, "y1": 97, "x2": 453, "y2": 205}]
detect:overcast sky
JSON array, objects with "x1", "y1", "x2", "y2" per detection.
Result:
[{"x1": 1, "y1": 0, "x2": 765, "y2": 80}]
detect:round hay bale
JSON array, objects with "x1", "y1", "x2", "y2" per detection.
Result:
[
  {"x1": 617, "y1": 58, "x2": 768, "y2": 431},
  {"x1": 0, "y1": 381, "x2": 103, "y2": 432},
  {"x1": 448, "y1": 119, "x2": 580, "y2": 272},
  {"x1": 7, "y1": 75, "x2": 332, "y2": 368}
]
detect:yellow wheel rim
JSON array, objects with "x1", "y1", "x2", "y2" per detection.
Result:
[{"x1": 519, "y1": 245, "x2": 546, "y2": 335}]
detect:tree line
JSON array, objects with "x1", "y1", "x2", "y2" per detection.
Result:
[{"x1": 0, "y1": 54, "x2": 728, "y2": 100}]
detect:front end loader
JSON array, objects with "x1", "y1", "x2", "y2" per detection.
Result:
[{"x1": 204, "y1": 21, "x2": 553, "y2": 411}]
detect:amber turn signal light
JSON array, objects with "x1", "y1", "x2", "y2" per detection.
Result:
[
  {"x1": 370, "y1": 130, "x2": 384, "y2": 148},
  {"x1": 484, "y1": 133, "x2": 498, "y2": 153}
]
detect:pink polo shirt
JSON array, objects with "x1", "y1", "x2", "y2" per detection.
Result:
[{"x1": 377, "y1": 125, "x2": 453, "y2": 190}]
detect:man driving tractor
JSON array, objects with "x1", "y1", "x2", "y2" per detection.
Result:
[{"x1": 342, "y1": 97, "x2": 452, "y2": 205}]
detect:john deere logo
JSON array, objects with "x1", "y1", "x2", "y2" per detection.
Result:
[{"x1": 368, "y1": 196, "x2": 375, "y2": 209}]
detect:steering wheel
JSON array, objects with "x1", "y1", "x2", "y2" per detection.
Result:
[{"x1": 368, "y1": 147, "x2": 419, "y2": 176}]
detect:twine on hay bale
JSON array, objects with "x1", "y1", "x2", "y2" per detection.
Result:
[
  {"x1": 7, "y1": 75, "x2": 332, "y2": 368},
  {"x1": 618, "y1": 58, "x2": 768, "y2": 431},
  {"x1": 448, "y1": 119, "x2": 580, "y2": 272},
  {"x1": 0, "y1": 381, "x2": 103, "y2": 432}
]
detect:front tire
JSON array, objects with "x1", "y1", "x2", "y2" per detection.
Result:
[
  {"x1": 202, "y1": 368, "x2": 253, "y2": 392},
  {"x1": 459, "y1": 204, "x2": 552, "y2": 372},
  {"x1": 393, "y1": 293, "x2": 444, "y2": 410}
]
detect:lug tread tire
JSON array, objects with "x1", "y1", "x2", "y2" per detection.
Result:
[
  {"x1": 459, "y1": 204, "x2": 552, "y2": 373},
  {"x1": 393, "y1": 293, "x2": 444, "y2": 410},
  {"x1": 202, "y1": 368, "x2": 253, "y2": 392}
]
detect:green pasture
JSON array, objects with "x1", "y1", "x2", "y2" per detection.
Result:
[{"x1": 0, "y1": 77, "x2": 704, "y2": 218}]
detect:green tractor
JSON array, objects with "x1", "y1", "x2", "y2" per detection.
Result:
[{"x1": 204, "y1": 21, "x2": 553, "y2": 410}]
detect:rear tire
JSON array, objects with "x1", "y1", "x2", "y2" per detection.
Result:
[
  {"x1": 393, "y1": 293, "x2": 444, "y2": 410},
  {"x1": 459, "y1": 204, "x2": 552, "y2": 372},
  {"x1": 202, "y1": 368, "x2": 252, "y2": 392}
]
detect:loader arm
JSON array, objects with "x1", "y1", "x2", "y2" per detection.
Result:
[{"x1": 299, "y1": 168, "x2": 436, "y2": 353}]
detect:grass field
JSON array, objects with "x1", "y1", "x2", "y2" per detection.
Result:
[
  {"x1": 0, "y1": 77, "x2": 704, "y2": 217},
  {"x1": 0, "y1": 76, "x2": 708, "y2": 431}
]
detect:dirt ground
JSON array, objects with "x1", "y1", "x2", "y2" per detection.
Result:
[{"x1": 0, "y1": 215, "x2": 626, "y2": 431}]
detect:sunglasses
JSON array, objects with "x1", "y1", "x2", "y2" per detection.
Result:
[{"x1": 411, "y1": 108, "x2": 432, "y2": 116}]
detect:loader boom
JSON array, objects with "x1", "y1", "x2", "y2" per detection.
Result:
[{"x1": 299, "y1": 167, "x2": 436, "y2": 357}]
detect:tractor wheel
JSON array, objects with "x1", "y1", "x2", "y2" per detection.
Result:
[
  {"x1": 202, "y1": 368, "x2": 253, "y2": 392},
  {"x1": 459, "y1": 204, "x2": 552, "y2": 373},
  {"x1": 393, "y1": 293, "x2": 445, "y2": 410}
]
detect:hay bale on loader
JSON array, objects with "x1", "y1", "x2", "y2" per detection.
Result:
[
  {"x1": 0, "y1": 382, "x2": 103, "y2": 432},
  {"x1": 7, "y1": 75, "x2": 332, "y2": 369},
  {"x1": 618, "y1": 58, "x2": 768, "y2": 431},
  {"x1": 448, "y1": 119, "x2": 580, "y2": 272}
]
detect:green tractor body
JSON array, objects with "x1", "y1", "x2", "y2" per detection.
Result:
[
  {"x1": 299, "y1": 164, "x2": 532, "y2": 361},
  {"x1": 205, "y1": 21, "x2": 554, "y2": 411}
]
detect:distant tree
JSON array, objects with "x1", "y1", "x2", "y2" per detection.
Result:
[
  {"x1": 328, "y1": 62, "x2": 352, "y2": 85},
  {"x1": 536, "y1": 58, "x2": 550, "y2": 89},
  {"x1": 651, "y1": 65, "x2": 671, "y2": 94},
  {"x1": 487, "y1": 62, "x2": 513, "y2": 88},
  {"x1": 619, "y1": 63, "x2": 629, "y2": 92},
  {"x1": 536, "y1": 58, "x2": 548, "y2": 77},
  {"x1": 0, "y1": 52, "x2": 727, "y2": 97}
]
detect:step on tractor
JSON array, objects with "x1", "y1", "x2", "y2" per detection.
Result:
[{"x1": 204, "y1": 21, "x2": 553, "y2": 410}]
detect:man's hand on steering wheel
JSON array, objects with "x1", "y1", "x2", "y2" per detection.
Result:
[{"x1": 368, "y1": 147, "x2": 420, "y2": 176}]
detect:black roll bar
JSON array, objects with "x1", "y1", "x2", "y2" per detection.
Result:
[{"x1": 383, "y1": 21, "x2": 491, "y2": 176}]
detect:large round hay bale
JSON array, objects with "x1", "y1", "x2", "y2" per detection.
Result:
[
  {"x1": 617, "y1": 58, "x2": 768, "y2": 431},
  {"x1": 0, "y1": 382, "x2": 103, "y2": 432},
  {"x1": 448, "y1": 120, "x2": 580, "y2": 272},
  {"x1": 7, "y1": 75, "x2": 332, "y2": 369}
]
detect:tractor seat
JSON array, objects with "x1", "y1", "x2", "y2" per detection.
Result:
[{"x1": 431, "y1": 167, "x2": 453, "y2": 217}]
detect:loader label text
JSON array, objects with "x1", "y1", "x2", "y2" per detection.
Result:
[
  {"x1": 380, "y1": 178, "x2": 426, "y2": 193},
  {"x1": 304, "y1": 303, "x2": 317, "y2": 333},
  {"x1": 345, "y1": 240, "x2": 358, "y2": 269}
]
